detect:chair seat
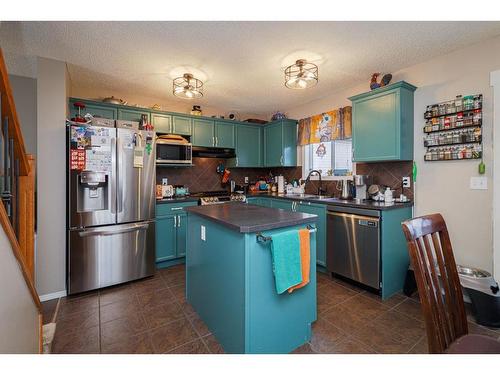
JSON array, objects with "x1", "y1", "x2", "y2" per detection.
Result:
[{"x1": 446, "y1": 334, "x2": 500, "y2": 354}]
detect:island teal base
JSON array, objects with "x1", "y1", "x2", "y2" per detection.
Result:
[{"x1": 186, "y1": 214, "x2": 317, "y2": 353}]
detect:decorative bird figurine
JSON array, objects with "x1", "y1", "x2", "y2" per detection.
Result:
[{"x1": 370, "y1": 73, "x2": 393, "y2": 90}]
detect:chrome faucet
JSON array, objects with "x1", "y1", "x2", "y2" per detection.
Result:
[{"x1": 304, "y1": 170, "x2": 326, "y2": 196}]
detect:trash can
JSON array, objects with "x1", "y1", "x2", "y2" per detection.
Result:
[{"x1": 458, "y1": 266, "x2": 500, "y2": 328}]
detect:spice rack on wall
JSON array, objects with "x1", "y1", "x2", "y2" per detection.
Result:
[{"x1": 423, "y1": 94, "x2": 483, "y2": 162}]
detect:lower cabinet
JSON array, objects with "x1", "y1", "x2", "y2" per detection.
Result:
[
  {"x1": 246, "y1": 197, "x2": 327, "y2": 267},
  {"x1": 156, "y1": 202, "x2": 197, "y2": 268}
]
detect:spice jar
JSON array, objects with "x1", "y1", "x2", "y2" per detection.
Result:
[{"x1": 455, "y1": 95, "x2": 463, "y2": 112}]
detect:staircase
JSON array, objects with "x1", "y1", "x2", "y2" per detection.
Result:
[{"x1": 0, "y1": 47, "x2": 41, "y2": 353}]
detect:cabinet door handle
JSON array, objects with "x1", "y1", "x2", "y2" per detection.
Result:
[
  {"x1": 236, "y1": 157, "x2": 239, "y2": 166},
  {"x1": 177, "y1": 215, "x2": 181, "y2": 227},
  {"x1": 171, "y1": 207, "x2": 183, "y2": 211},
  {"x1": 173, "y1": 215, "x2": 177, "y2": 227},
  {"x1": 215, "y1": 137, "x2": 218, "y2": 146},
  {"x1": 280, "y1": 155, "x2": 284, "y2": 165}
]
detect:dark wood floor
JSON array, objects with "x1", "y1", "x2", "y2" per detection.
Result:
[{"x1": 48, "y1": 265, "x2": 500, "y2": 354}]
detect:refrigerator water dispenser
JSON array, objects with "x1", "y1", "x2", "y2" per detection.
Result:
[{"x1": 77, "y1": 171, "x2": 108, "y2": 212}]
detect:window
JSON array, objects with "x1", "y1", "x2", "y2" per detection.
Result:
[{"x1": 303, "y1": 139, "x2": 353, "y2": 178}]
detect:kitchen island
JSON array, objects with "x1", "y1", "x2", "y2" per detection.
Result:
[{"x1": 184, "y1": 203, "x2": 318, "y2": 354}]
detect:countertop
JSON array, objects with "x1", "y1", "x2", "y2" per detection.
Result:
[
  {"x1": 185, "y1": 202, "x2": 317, "y2": 233},
  {"x1": 247, "y1": 192, "x2": 413, "y2": 211}
]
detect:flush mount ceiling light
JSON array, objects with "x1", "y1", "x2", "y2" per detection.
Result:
[
  {"x1": 284, "y1": 59, "x2": 318, "y2": 90},
  {"x1": 173, "y1": 73, "x2": 204, "y2": 99}
]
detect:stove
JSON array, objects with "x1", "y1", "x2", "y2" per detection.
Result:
[{"x1": 192, "y1": 190, "x2": 246, "y2": 205}]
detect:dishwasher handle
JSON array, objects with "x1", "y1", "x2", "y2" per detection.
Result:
[{"x1": 327, "y1": 211, "x2": 380, "y2": 222}]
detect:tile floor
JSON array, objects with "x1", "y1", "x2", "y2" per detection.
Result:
[{"x1": 49, "y1": 265, "x2": 500, "y2": 354}]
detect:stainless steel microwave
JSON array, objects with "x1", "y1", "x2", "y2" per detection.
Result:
[{"x1": 156, "y1": 140, "x2": 192, "y2": 165}]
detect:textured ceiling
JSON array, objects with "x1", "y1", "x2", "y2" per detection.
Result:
[{"x1": 2, "y1": 21, "x2": 500, "y2": 115}]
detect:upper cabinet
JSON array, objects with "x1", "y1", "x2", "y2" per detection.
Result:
[
  {"x1": 192, "y1": 119, "x2": 235, "y2": 148},
  {"x1": 117, "y1": 108, "x2": 150, "y2": 124},
  {"x1": 151, "y1": 113, "x2": 172, "y2": 134},
  {"x1": 172, "y1": 115, "x2": 192, "y2": 136},
  {"x1": 233, "y1": 124, "x2": 262, "y2": 167},
  {"x1": 349, "y1": 81, "x2": 416, "y2": 162},
  {"x1": 263, "y1": 119, "x2": 298, "y2": 167},
  {"x1": 192, "y1": 118, "x2": 215, "y2": 147},
  {"x1": 215, "y1": 121, "x2": 235, "y2": 148}
]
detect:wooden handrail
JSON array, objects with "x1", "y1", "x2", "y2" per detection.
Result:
[
  {"x1": 0, "y1": 47, "x2": 40, "y2": 314},
  {"x1": 0, "y1": 48, "x2": 30, "y2": 176}
]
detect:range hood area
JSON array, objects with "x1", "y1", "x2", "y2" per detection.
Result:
[{"x1": 192, "y1": 146, "x2": 236, "y2": 159}]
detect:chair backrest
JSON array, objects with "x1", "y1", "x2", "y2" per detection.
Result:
[{"x1": 401, "y1": 213, "x2": 468, "y2": 354}]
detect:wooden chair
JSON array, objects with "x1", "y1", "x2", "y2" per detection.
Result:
[{"x1": 401, "y1": 214, "x2": 500, "y2": 354}]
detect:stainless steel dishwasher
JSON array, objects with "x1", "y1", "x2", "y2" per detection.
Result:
[{"x1": 326, "y1": 206, "x2": 381, "y2": 290}]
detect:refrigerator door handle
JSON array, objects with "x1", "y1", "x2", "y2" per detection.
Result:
[
  {"x1": 110, "y1": 137, "x2": 117, "y2": 214},
  {"x1": 117, "y1": 137, "x2": 124, "y2": 213},
  {"x1": 78, "y1": 221, "x2": 151, "y2": 237}
]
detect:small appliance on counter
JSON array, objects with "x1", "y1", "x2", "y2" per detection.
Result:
[
  {"x1": 336, "y1": 179, "x2": 353, "y2": 200},
  {"x1": 174, "y1": 185, "x2": 189, "y2": 197},
  {"x1": 353, "y1": 175, "x2": 371, "y2": 202}
]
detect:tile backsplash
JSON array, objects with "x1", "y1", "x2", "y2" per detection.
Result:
[{"x1": 156, "y1": 158, "x2": 414, "y2": 199}]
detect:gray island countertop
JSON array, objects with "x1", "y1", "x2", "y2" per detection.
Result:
[{"x1": 185, "y1": 202, "x2": 317, "y2": 233}]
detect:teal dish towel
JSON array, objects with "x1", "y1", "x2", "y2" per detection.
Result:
[{"x1": 270, "y1": 230, "x2": 302, "y2": 294}]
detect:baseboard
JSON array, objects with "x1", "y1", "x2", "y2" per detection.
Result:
[{"x1": 39, "y1": 290, "x2": 67, "y2": 302}]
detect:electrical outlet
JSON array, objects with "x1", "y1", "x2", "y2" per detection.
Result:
[
  {"x1": 162, "y1": 178, "x2": 168, "y2": 185},
  {"x1": 470, "y1": 176, "x2": 487, "y2": 190},
  {"x1": 201, "y1": 225, "x2": 206, "y2": 241},
  {"x1": 245, "y1": 177, "x2": 249, "y2": 184},
  {"x1": 402, "y1": 177, "x2": 411, "y2": 188}
]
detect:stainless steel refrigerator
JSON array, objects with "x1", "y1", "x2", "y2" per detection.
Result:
[{"x1": 67, "y1": 119, "x2": 156, "y2": 295}]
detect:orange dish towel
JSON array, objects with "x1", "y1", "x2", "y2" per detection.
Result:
[{"x1": 288, "y1": 228, "x2": 311, "y2": 293}]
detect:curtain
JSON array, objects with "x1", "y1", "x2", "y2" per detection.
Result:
[{"x1": 297, "y1": 106, "x2": 352, "y2": 145}]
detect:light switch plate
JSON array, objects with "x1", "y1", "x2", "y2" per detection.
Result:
[
  {"x1": 201, "y1": 225, "x2": 206, "y2": 241},
  {"x1": 470, "y1": 176, "x2": 487, "y2": 190},
  {"x1": 402, "y1": 177, "x2": 411, "y2": 188}
]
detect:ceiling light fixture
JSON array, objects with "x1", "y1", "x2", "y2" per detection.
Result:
[
  {"x1": 173, "y1": 73, "x2": 203, "y2": 99},
  {"x1": 284, "y1": 59, "x2": 318, "y2": 90}
]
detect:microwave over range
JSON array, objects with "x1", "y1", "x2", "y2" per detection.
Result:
[{"x1": 156, "y1": 139, "x2": 192, "y2": 165}]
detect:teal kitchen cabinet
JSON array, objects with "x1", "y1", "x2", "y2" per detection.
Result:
[
  {"x1": 296, "y1": 202, "x2": 327, "y2": 267},
  {"x1": 193, "y1": 119, "x2": 235, "y2": 148},
  {"x1": 156, "y1": 201, "x2": 198, "y2": 268},
  {"x1": 152, "y1": 113, "x2": 172, "y2": 134},
  {"x1": 172, "y1": 115, "x2": 192, "y2": 136},
  {"x1": 263, "y1": 119, "x2": 298, "y2": 167},
  {"x1": 69, "y1": 100, "x2": 117, "y2": 120},
  {"x1": 192, "y1": 118, "x2": 215, "y2": 147},
  {"x1": 155, "y1": 215, "x2": 177, "y2": 262},
  {"x1": 117, "y1": 108, "x2": 150, "y2": 124},
  {"x1": 232, "y1": 124, "x2": 262, "y2": 167},
  {"x1": 349, "y1": 81, "x2": 416, "y2": 162},
  {"x1": 271, "y1": 199, "x2": 294, "y2": 211},
  {"x1": 215, "y1": 121, "x2": 235, "y2": 148}
]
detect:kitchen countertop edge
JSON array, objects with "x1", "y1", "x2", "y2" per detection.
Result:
[{"x1": 185, "y1": 203, "x2": 318, "y2": 233}]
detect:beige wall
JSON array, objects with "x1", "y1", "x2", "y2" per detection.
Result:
[
  {"x1": 36, "y1": 57, "x2": 67, "y2": 297},
  {"x1": 71, "y1": 85, "x2": 266, "y2": 121},
  {"x1": 286, "y1": 35, "x2": 500, "y2": 273},
  {"x1": 0, "y1": 229, "x2": 39, "y2": 353},
  {"x1": 9, "y1": 74, "x2": 37, "y2": 156}
]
